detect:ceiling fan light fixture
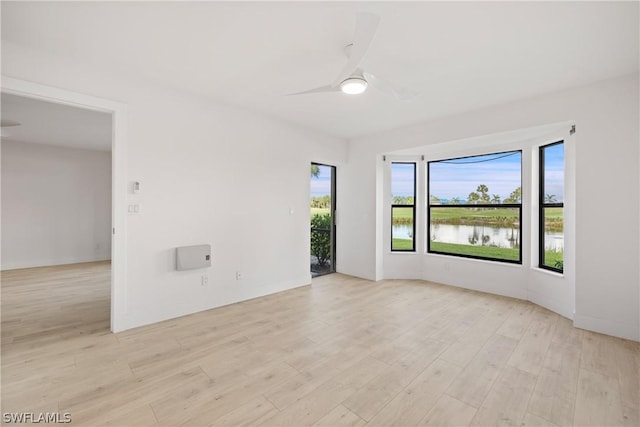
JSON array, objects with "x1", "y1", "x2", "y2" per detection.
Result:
[{"x1": 340, "y1": 77, "x2": 368, "y2": 95}]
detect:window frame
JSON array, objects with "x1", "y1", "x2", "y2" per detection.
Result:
[
  {"x1": 427, "y1": 150, "x2": 523, "y2": 264},
  {"x1": 539, "y1": 141, "x2": 564, "y2": 273},
  {"x1": 391, "y1": 162, "x2": 417, "y2": 252}
]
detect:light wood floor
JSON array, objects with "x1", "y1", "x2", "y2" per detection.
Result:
[{"x1": 1, "y1": 262, "x2": 638, "y2": 426}]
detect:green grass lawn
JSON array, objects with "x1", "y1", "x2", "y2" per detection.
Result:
[
  {"x1": 543, "y1": 251, "x2": 564, "y2": 269},
  {"x1": 429, "y1": 241, "x2": 520, "y2": 261},
  {"x1": 392, "y1": 206, "x2": 414, "y2": 220},
  {"x1": 311, "y1": 208, "x2": 330, "y2": 216},
  {"x1": 544, "y1": 207, "x2": 564, "y2": 219},
  {"x1": 394, "y1": 239, "x2": 563, "y2": 269},
  {"x1": 392, "y1": 238, "x2": 414, "y2": 251},
  {"x1": 430, "y1": 207, "x2": 519, "y2": 221}
]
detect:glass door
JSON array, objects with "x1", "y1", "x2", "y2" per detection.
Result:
[{"x1": 310, "y1": 163, "x2": 336, "y2": 277}]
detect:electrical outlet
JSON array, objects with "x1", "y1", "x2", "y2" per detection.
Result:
[
  {"x1": 236, "y1": 271, "x2": 242, "y2": 280},
  {"x1": 201, "y1": 274, "x2": 208, "y2": 286}
]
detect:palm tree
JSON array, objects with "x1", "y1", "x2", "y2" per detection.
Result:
[
  {"x1": 504, "y1": 187, "x2": 522, "y2": 204},
  {"x1": 467, "y1": 192, "x2": 480, "y2": 204},
  {"x1": 476, "y1": 184, "x2": 490, "y2": 203},
  {"x1": 544, "y1": 193, "x2": 557, "y2": 203},
  {"x1": 311, "y1": 164, "x2": 320, "y2": 178},
  {"x1": 450, "y1": 197, "x2": 461, "y2": 205},
  {"x1": 491, "y1": 194, "x2": 501, "y2": 204}
]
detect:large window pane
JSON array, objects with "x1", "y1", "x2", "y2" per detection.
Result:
[
  {"x1": 540, "y1": 142, "x2": 564, "y2": 272},
  {"x1": 391, "y1": 162, "x2": 416, "y2": 252},
  {"x1": 428, "y1": 151, "x2": 522, "y2": 263}
]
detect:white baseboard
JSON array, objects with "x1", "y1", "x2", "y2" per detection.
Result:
[
  {"x1": 574, "y1": 313, "x2": 639, "y2": 342},
  {"x1": 2, "y1": 255, "x2": 111, "y2": 271}
]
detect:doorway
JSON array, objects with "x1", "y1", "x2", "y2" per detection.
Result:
[
  {"x1": 310, "y1": 163, "x2": 336, "y2": 277},
  {"x1": 1, "y1": 76, "x2": 127, "y2": 332}
]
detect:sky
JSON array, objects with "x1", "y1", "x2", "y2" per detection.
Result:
[
  {"x1": 428, "y1": 151, "x2": 522, "y2": 201},
  {"x1": 389, "y1": 146, "x2": 565, "y2": 202},
  {"x1": 543, "y1": 143, "x2": 565, "y2": 202},
  {"x1": 391, "y1": 163, "x2": 416, "y2": 197},
  {"x1": 310, "y1": 164, "x2": 332, "y2": 197},
  {"x1": 313, "y1": 144, "x2": 564, "y2": 201}
]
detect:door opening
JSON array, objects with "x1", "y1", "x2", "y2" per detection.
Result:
[
  {"x1": 1, "y1": 76, "x2": 127, "y2": 332},
  {"x1": 310, "y1": 163, "x2": 336, "y2": 277}
]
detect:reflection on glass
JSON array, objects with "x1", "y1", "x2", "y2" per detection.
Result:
[{"x1": 429, "y1": 207, "x2": 520, "y2": 262}]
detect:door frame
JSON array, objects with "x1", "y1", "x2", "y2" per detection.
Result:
[{"x1": 1, "y1": 76, "x2": 128, "y2": 332}]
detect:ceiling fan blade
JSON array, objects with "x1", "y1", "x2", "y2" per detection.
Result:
[
  {"x1": 1, "y1": 119, "x2": 21, "y2": 127},
  {"x1": 364, "y1": 72, "x2": 418, "y2": 101},
  {"x1": 286, "y1": 85, "x2": 338, "y2": 96},
  {"x1": 332, "y1": 13, "x2": 380, "y2": 86}
]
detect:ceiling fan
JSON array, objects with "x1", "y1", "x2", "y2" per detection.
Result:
[{"x1": 289, "y1": 13, "x2": 416, "y2": 101}]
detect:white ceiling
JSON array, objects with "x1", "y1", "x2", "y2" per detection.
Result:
[
  {"x1": 1, "y1": 93, "x2": 112, "y2": 151},
  {"x1": 1, "y1": 1, "x2": 638, "y2": 139}
]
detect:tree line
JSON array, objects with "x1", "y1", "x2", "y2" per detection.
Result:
[
  {"x1": 429, "y1": 185, "x2": 523, "y2": 205},
  {"x1": 310, "y1": 195, "x2": 331, "y2": 209}
]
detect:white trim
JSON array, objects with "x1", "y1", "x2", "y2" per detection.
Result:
[
  {"x1": 574, "y1": 314, "x2": 640, "y2": 342},
  {"x1": 1, "y1": 76, "x2": 128, "y2": 333}
]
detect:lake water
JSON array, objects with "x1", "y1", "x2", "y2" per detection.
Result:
[{"x1": 393, "y1": 223, "x2": 564, "y2": 251}]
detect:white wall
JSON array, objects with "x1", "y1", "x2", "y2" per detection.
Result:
[
  {"x1": 1, "y1": 41, "x2": 347, "y2": 331},
  {"x1": 339, "y1": 73, "x2": 639, "y2": 341},
  {"x1": 1, "y1": 140, "x2": 112, "y2": 269}
]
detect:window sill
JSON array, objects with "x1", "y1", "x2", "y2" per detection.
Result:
[
  {"x1": 532, "y1": 267, "x2": 564, "y2": 278},
  {"x1": 425, "y1": 251, "x2": 524, "y2": 268}
]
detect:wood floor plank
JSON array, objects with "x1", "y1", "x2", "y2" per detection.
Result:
[
  {"x1": 506, "y1": 308, "x2": 558, "y2": 375},
  {"x1": 260, "y1": 380, "x2": 357, "y2": 426},
  {"x1": 580, "y1": 330, "x2": 620, "y2": 379},
  {"x1": 366, "y1": 358, "x2": 461, "y2": 426},
  {"x1": 312, "y1": 404, "x2": 366, "y2": 427},
  {"x1": 419, "y1": 394, "x2": 478, "y2": 426},
  {"x1": 210, "y1": 396, "x2": 279, "y2": 427},
  {"x1": 526, "y1": 340, "x2": 581, "y2": 426},
  {"x1": 264, "y1": 361, "x2": 342, "y2": 410},
  {"x1": 521, "y1": 412, "x2": 560, "y2": 426},
  {"x1": 470, "y1": 366, "x2": 538, "y2": 426},
  {"x1": 446, "y1": 333, "x2": 519, "y2": 408},
  {"x1": 574, "y1": 367, "x2": 626, "y2": 426},
  {"x1": 496, "y1": 302, "x2": 535, "y2": 340},
  {"x1": 613, "y1": 338, "x2": 640, "y2": 426},
  {"x1": 343, "y1": 339, "x2": 449, "y2": 421},
  {"x1": 151, "y1": 362, "x2": 297, "y2": 425},
  {"x1": 2, "y1": 263, "x2": 637, "y2": 427}
]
